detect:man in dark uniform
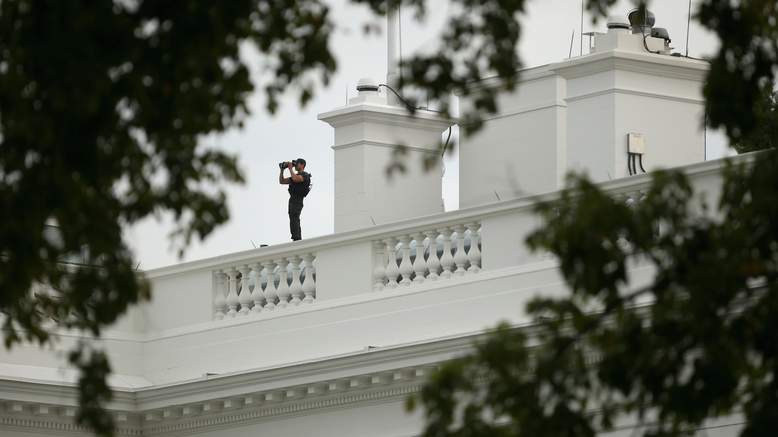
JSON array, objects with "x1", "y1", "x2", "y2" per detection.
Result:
[{"x1": 279, "y1": 158, "x2": 310, "y2": 241}]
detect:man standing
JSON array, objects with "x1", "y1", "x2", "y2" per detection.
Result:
[{"x1": 279, "y1": 158, "x2": 311, "y2": 241}]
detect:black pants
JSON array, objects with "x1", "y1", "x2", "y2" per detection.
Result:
[{"x1": 288, "y1": 197, "x2": 304, "y2": 241}]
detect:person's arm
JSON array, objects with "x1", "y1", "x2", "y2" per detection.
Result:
[{"x1": 279, "y1": 166, "x2": 290, "y2": 184}]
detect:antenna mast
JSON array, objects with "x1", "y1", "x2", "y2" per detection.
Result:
[{"x1": 386, "y1": 4, "x2": 401, "y2": 106}]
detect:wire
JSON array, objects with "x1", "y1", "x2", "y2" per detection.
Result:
[
  {"x1": 398, "y1": 2, "x2": 403, "y2": 85},
  {"x1": 378, "y1": 83, "x2": 453, "y2": 160},
  {"x1": 379, "y1": 83, "x2": 417, "y2": 111},
  {"x1": 628, "y1": 153, "x2": 634, "y2": 176},
  {"x1": 638, "y1": 155, "x2": 646, "y2": 173},
  {"x1": 441, "y1": 126, "x2": 452, "y2": 158},
  {"x1": 640, "y1": 9, "x2": 661, "y2": 55}
]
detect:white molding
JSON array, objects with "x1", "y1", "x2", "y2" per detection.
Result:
[
  {"x1": 566, "y1": 87, "x2": 705, "y2": 105},
  {"x1": 331, "y1": 139, "x2": 441, "y2": 154},
  {"x1": 0, "y1": 354, "x2": 446, "y2": 436},
  {"x1": 318, "y1": 103, "x2": 453, "y2": 131},
  {"x1": 551, "y1": 50, "x2": 709, "y2": 81}
]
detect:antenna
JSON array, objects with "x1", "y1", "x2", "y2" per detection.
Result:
[
  {"x1": 568, "y1": 29, "x2": 575, "y2": 58},
  {"x1": 580, "y1": 0, "x2": 584, "y2": 56},
  {"x1": 386, "y1": 4, "x2": 401, "y2": 106},
  {"x1": 685, "y1": 0, "x2": 692, "y2": 57}
]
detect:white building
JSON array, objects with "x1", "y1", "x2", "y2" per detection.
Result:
[{"x1": 0, "y1": 11, "x2": 745, "y2": 437}]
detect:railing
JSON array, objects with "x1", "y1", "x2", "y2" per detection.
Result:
[
  {"x1": 140, "y1": 157, "x2": 736, "y2": 329},
  {"x1": 212, "y1": 253, "x2": 317, "y2": 319},
  {"x1": 372, "y1": 222, "x2": 481, "y2": 291}
]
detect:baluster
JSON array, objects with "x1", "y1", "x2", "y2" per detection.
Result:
[
  {"x1": 425, "y1": 230, "x2": 440, "y2": 281},
  {"x1": 466, "y1": 223, "x2": 482, "y2": 274},
  {"x1": 226, "y1": 268, "x2": 239, "y2": 317},
  {"x1": 288, "y1": 256, "x2": 303, "y2": 306},
  {"x1": 372, "y1": 241, "x2": 386, "y2": 291},
  {"x1": 276, "y1": 258, "x2": 291, "y2": 308},
  {"x1": 398, "y1": 235, "x2": 414, "y2": 286},
  {"x1": 213, "y1": 271, "x2": 227, "y2": 320},
  {"x1": 238, "y1": 265, "x2": 253, "y2": 315},
  {"x1": 301, "y1": 254, "x2": 316, "y2": 304},
  {"x1": 262, "y1": 260, "x2": 277, "y2": 311},
  {"x1": 412, "y1": 232, "x2": 427, "y2": 284},
  {"x1": 439, "y1": 228, "x2": 455, "y2": 279},
  {"x1": 251, "y1": 262, "x2": 264, "y2": 313},
  {"x1": 384, "y1": 238, "x2": 400, "y2": 289},
  {"x1": 453, "y1": 225, "x2": 468, "y2": 276}
]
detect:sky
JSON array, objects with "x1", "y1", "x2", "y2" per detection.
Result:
[{"x1": 126, "y1": 0, "x2": 729, "y2": 270}]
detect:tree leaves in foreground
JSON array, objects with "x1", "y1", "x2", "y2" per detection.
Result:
[
  {"x1": 412, "y1": 148, "x2": 778, "y2": 437},
  {"x1": 0, "y1": 0, "x2": 334, "y2": 434}
]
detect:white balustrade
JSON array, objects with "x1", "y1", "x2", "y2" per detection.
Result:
[
  {"x1": 424, "y1": 230, "x2": 440, "y2": 281},
  {"x1": 398, "y1": 236, "x2": 414, "y2": 286},
  {"x1": 384, "y1": 238, "x2": 400, "y2": 289},
  {"x1": 439, "y1": 228, "x2": 455, "y2": 279},
  {"x1": 453, "y1": 225, "x2": 468, "y2": 276},
  {"x1": 278, "y1": 258, "x2": 293, "y2": 308},
  {"x1": 466, "y1": 223, "x2": 481, "y2": 274},
  {"x1": 288, "y1": 256, "x2": 303, "y2": 306},
  {"x1": 412, "y1": 232, "x2": 427, "y2": 284},
  {"x1": 226, "y1": 269, "x2": 239, "y2": 317},
  {"x1": 251, "y1": 262, "x2": 264, "y2": 313},
  {"x1": 238, "y1": 265, "x2": 252, "y2": 315},
  {"x1": 371, "y1": 221, "x2": 482, "y2": 290},
  {"x1": 301, "y1": 253, "x2": 316, "y2": 304},
  {"x1": 210, "y1": 253, "x2": 318, "y2": 319},
  {"x1": 262, "y1": 260, "x2": 277, "y2": 311}
]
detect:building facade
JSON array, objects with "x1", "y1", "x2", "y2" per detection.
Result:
[{"x1": 0, "y1": 12, "x2": 746, "y2": 437}]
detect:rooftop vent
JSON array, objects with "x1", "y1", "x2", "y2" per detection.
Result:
[
  {"x1": 627, "y1": 8, "x2": 655, "y2": 35},
  {"x1": 356, "y1": 77, "x2": 379, "y2": 93},
  {"x1": 606, "y1": 15, "x2": 630, "y2": 31}
]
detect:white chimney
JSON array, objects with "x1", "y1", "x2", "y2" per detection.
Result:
[
  {"x1": 318, "y1": 84, "x2": 452, "y2": 232},
  {"x1": 458, "y1": 11, "x2": 708, "y2": 208}
]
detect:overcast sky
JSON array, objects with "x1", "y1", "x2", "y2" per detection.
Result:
[{"x1": 126, "y1": 0, "x2": 728, "y2": 270}]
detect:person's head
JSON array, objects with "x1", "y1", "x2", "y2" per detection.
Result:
[{"x1": 294, "y1": 158, "x2": 306, "y2": 172}]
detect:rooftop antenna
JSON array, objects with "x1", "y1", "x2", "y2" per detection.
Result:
[
  {"x1": 685, "y1": 0, "x2": 692, "y2": 57},
  {"x1": 580, "y1": 0, "x2": 584, "y2": 56},
  {"x1": 386, "y1": 3, "x2": 401, "y2": 106}
]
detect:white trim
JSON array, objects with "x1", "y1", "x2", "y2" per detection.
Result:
[
  {"x1": 331, "y1": 140, "x2": 441, "y2": 154},
  {"x1": 566, "y1": 87, "x2": 704, "y2": 105}
]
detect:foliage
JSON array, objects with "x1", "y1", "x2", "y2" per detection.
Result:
[
  {"x1": 1, "y1": 0, "x2": 778, "y2": 436},
  {"x1": 732, "y1": 90, "x2": 778, "y2": 153},
  {"x1": 0, "y1": 0, "x2": 334, "y2": 434},
  {"x1": 412, "y1": 150, "x2": 778, "y2": 437}
]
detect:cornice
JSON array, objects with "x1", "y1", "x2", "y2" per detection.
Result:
[
  {"x1": 318, "y1": 103, "x2": 454, "y2": 131},
  {"x1": 0, "y1": 360, "x2": 440, "y2": 436},
  {"x1": 551, "y1": 49, "x2": 709, "y2": 81}
]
